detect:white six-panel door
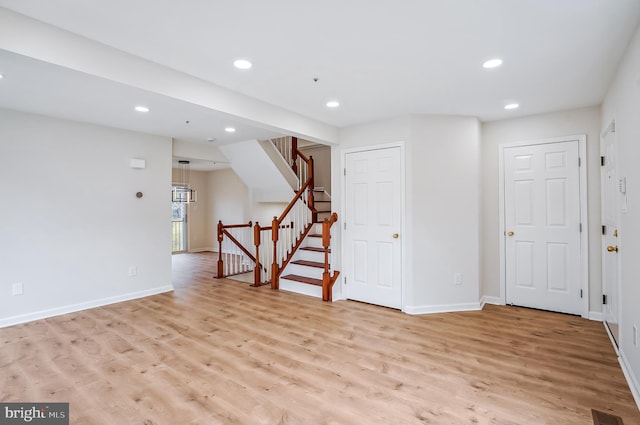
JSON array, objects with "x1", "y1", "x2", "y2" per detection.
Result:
[
  {"x1": 504, "y1": 141, "x2": 582, "y2": 315},
  {"x1": 344, "y1": 147, "x2": 402, "y2": 309}
]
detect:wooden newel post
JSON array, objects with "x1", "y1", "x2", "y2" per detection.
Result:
[
  {"x1": 253, "y1": 222, "x2": 261, "y2": 286},
  {"x1": 271, "y1": 217, "x2": 279, "y2": 290},
  {"x1": 321, "y1": 213, "x2": 338, "y2": 302},
  {"x1": 322, "y1": 217, "x2": 331, "y2": 301},
  {"x1": 217, "y1": 220, "x2": 224, "y2": 278}
]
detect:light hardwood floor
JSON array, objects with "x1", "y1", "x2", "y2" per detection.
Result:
[{"x1": 2, "y1": 252, "x2": 638, "y2": 424}]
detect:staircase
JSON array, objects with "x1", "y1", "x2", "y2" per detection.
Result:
[
  {"x1": 313, "y1": 187, "x2": 332, "y2": 222},
  {"x1": 216, "y1": 136, "x2": 339, "y2": 301},
  {"x1": 280, "y1": 223, "x2": 331, "y2": 297}
]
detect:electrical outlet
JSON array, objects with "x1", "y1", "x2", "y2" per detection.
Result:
[
  {"x1": 454, "y1": 273, "x2": 463, "y2": 285},
  {"x1": 128, "y1": 266, "x2": 137, "y2": 277},
  {"x1": 12, "y1": 282, "x2": 23, "y2": 296}
]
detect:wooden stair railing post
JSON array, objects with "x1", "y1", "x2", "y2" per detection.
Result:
[
  {"x1": 271, "y1": 217, "x2": 279, "y2": 290},
  {"x1": 291, "y1": 136, "x2": 298, "y2": 175},
  {"x1": 321, "y1": 213, "x2": 339, "y2": 302},
  {"x1": 217, "y1": 220, "x2": 224, "y2": 278},
  {"x1": 253, "y1": 222, "x2": 261, "y2": 286},
  {"x1": 321, "y1": 217, "x2": 330, "y2": 301},
  {"x1": 308, "y1": 156, "x2": 316, "y2": 222}
]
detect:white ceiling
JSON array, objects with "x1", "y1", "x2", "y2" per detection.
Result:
[{"x1": 0, "y1": 0, "x2": 639, "y2": 144}]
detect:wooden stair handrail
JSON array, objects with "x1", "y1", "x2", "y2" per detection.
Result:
[
  {"x1": 222, "y1": 229, "x2": 256, "y2": 263},
  {"x1": 277, "y1": 177, "x2": 312, "y2": 223},
  {"x1": 217, "y1": 220, "x2": 252, "y2": 278}
]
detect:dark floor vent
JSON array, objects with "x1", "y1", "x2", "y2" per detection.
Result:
[{"x1": 592, "y1": 409, "x2": 624, "y2": 425}]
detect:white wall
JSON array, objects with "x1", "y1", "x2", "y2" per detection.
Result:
[
  {"x1": 171, "y1": 163, "x2": 291, "y2": 254},
  {"x1": 409, "y1": 116, "x2": 481, "y2": 310},
  {"x1": 219, "y1": 140, "x2": 294, "y2": 203},
  {"x1": 207, "y1": 168, "x2": 251, "y2": 228},
  {"x1": 601, "y1": 23, "x2": 640, "y2": 401},
  {"x1": 336, "y1": 115, "x2": 481, "y2": 313},
  {"x1": 300, "y1": 144, "x2": 332, "y2": 195},
  {"x1": 206, "y1": 168, "x2": 286, "y2": 247},
  {"x1": 481, "y1": 106, "x2": 602, "y2": 312},
  {"x1": 0, "y1": 109, "x2": 173, "y2": 327}
]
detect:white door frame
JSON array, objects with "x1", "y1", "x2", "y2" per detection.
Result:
[
  {"x1": 498, "y1": 135, "x2": 589, "y2": 318},
  {"x1": 340, "y1": 142, "x2": 407, "y2": 311},
  {"x1": 601, "y1": 119, "x2": 621, "y2": 340}
]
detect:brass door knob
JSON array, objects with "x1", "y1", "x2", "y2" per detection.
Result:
[
  {"x1": 507, "y1": 231, "x2": 514, "y2": 236},
  {"x1": 607, "y1": 245, "x2": 618, "y2": 252},
  {"x1": 392, "y1": 233, "x2": 399, "y2": 239}
]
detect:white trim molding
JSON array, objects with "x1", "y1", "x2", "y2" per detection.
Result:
[
  {"x1": 189, "y1": 247, "x2": 216, "y2": 253},
  {"x1": 588, "y1": 311, "x2": 604, "y2": 321},
  {"x1": 481, "y1": 296, "x2": 504, "y2": 308},
  {"x1": 619, "y1": 350, "x2": 640, "y2": 412},
  {"x1": 404, "y1": 302, "x2": 482, "y2": 315},
  {"x1": 0, "y1": 285, "x2": 174, "y2": 328}
]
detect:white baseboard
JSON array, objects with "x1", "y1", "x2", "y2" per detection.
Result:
[
  {"x1": 588, "y1": 311, "x2": 604, "y2": 321},
  {"x1": 0, "y1": 285, "x2": 174, "y2": 328},
  {"x1": 189, "y1": 247, "x2": 216, "y2": 253},
  {"x1": 619, "y1": 349, "x2": 640, "y2": 412},
  {"x1": 404, "y1": 302, "x2": 482, "y2": 315},
  {"x1": 481, "y1": 296, "x2": 503, "y2": 308}
]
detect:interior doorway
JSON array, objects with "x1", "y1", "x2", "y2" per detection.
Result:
[
  {"x1": 343, "y1": 144, "x2": 404, "y2": 309},
  {"x1": 500, "y1": 136, "x2": 588, "y2": 317},
  {"x1": 601, "y1": 121, "x2": 620, "y2": 345},
  {"x1": 172, "y1": 191, "x2": 187, "y2": 253}
]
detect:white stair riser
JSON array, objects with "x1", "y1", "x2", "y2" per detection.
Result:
[
  {"x1": 316, "y1": 212, "x2": 332, "y2": 221},
  {"x1": 296, "y1": 250, "x2": 326, "y2": 262},
  {"x1": 285, "y1": 264, "x2": 324, "y2": 279},
  {"x1": 279, "y1": 279, "x2": 322, "y2": 298},
  {"x1": 306, "y1": 237, "x2": 324, "y2": 249}
]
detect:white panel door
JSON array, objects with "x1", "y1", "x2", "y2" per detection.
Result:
[
  {"x1": 345, "y1": 147, "x2": 402, "y2": 309},
  {"x1": 601, "y1": 127, "x2": 620, "y2": 343},
  {"x1": 504, "y1": 141, "x2": 582, "y2": 315}
]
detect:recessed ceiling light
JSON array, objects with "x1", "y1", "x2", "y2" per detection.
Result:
[
  {"x1": 233, "y1": 59, "x2": 252, "y2": 70},
  {"x1": 225, "y1": 127, "x2": 236, "y2": 133},
  {"x1": 504, "y1": 103, "x2": 519, "y2": 110},
  {"x1": 483, "y1": 59, "x2": 503, "y2": 69},
  {"x1": 134, "y1": 105, "x2": 149, "y2": 113},
  {"x1": 0, "y1": 73, "x2": 4, "y2": 79},
  {"x1": 326, "y1": 100, "x2": 340, "y2": 108}
]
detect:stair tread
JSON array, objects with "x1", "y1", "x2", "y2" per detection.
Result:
[
  {"x1": 292, "y1": 259, "x2": 325, "y2": 268},
  {"x1": 281, "y1": 274, "x2": 322, "y2": 286},
  {"x1": 308, "y1": 233, "x2": 322, "y2": 238},
  {"x1": 300, "y1": 246, "x2": 330, "y2": 253}
]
